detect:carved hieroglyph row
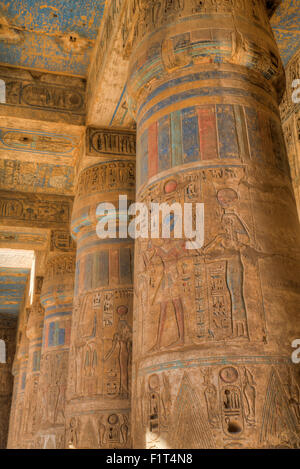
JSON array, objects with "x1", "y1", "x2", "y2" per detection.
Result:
[
  {"x1": 87, "y1": 128, "x2": 136, "y2": 158},
  {"x1": 0, "y1": 190, "x2": 73, "y2": 229},
  {"x1": 0, "y1": 65, "x2": 85, "y2": 124},
  {"x1": 132, "y1": 364, "x2": 300, "y2": 449}
]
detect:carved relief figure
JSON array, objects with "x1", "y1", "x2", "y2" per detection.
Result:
[
  {"x1": 104, "y1": 306, "x2": 132, "y2": 397},
  {"x1": 140, "y1": 373, "x2": 171, "y2": 446},
  {"x1": 201, "y1": 189, "x2": 250, "y2": 339},
  {"x1": 98, "y1": 413, "x2": 129, "y2": 448},
  {"x1": 243, "y1": 367, "x2": 256, "y2": 426},
  {"x1": 202, "y1": 368, "x2": 220, "y2": 428},
  {"x1": 145, "y1": 239, "x2": 188, "y2": 351}
]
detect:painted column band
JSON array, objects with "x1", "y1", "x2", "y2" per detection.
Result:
[
  {"x1": 36, "y1": 253, "x2": 75, "y2": 449},
  {"x1": 66, "y1": 150, "x2": 135, "y2": 448},
  {"x1": 125, "y1": 0, "x2": 300, "y2": 449}
]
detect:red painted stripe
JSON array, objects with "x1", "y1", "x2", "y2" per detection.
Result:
[
  {"x1": 148, "y1": 122, "x2": 158, "y2": 178},
  {"x1": 197, "y1": 106, "x2": 218, "y2": 160}
]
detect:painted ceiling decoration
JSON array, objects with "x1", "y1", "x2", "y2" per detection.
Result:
[
  {"x1": 0, "y1": 1, "x2": 296, "y2": 76},
  {"x1": 0, "y1": 0, "x2": 105, "y2": 76},
  {"x1": 0, "y1": 249, "x2": 34, "y2": 316},
  {"x1": 0, "y1": 266, "x2": 29, "y2": 315},
  {"x1": 271, "y1": 0, "x2": 300, "y2": 66}
]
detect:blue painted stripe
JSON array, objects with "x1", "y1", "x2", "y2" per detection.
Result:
[
  {"x1": 216, "y1": 104, "x2": 239, "y2": 159},
  {"x1": 181, "y1": 107, "x2": 200, "y2": 163},
  {"x1": 138, "y1": 87, "x2": 276, "y2": 130},
  {"x1": 158, "y1": 115, "x2": 171, "y2": 172},
  {"x1": 136, "y1": 70, "x2": 272, "y2": 119},
  {"x1": 110, "y1": 84, "x2": 127, "y2": 126},
  {"x1": 171, "y1": 110, "x2": 183, "y2": 167}
]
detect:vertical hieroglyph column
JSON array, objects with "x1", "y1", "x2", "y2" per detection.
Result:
[
  {"x1": 281, "y1": 48, "x2": 300, "y2": 220},
  {"x1": 123, "y1": 0, "x2": 300, "y2": 449},
  {"x1": 7, "y1": 325, "x2": 29, "y2": 448},
  {"x1": 66, "y1": 129, "x2": 135, "y2": 449},
  {"x1": 37, "y1": 240, "x2": 75, "y2": 449},
  {"x1": 21, "y1": 278, "x2": 44, "y2": 449}
]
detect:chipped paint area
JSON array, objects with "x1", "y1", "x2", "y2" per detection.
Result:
[
  {"x1": 0, "y1": 0, "x2": 106, "y2": 75},
  {"x1": 0, "y1": 1, "x2": 297, "y2": 73},
  {"x1": 271, "y1": 0, "x2": 300, "y2": 65}
]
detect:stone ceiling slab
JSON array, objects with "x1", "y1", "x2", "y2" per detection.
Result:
[
  {"x1": 271, "y1": 0, "x2": 300, "y2": 66},
  {"x1": 0, "y1": 0, "x2": 105, "y2": 76},
  {"x1": 0, "y1": 190, "x2": 73, "y2": 229},
  {"x1": 0, "y1": 65, "x2": 86, "y2": 125},
  {"x1": 0, "y1": 249, "x2": 34, "y2": 316},
  {"x1": 0, "y1": 226, "x2": 49, "y2": 250}
]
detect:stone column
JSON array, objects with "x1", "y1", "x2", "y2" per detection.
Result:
[
  {"x1": 6, "y1": 358, "x2": 19, "y2": 449},
  {"x1": 21, "y1": 279, "x2": 44, "y2": 449},
  {"x1": 36, "y1": 244, "x2": 75, "y2": 449},
  {"x1": 0, "y1": 314, "x2": 17, "y2": 449},
  {"x1": 7, "y1": 325, "x2": 29, "y2": 448},
  {"x1": 66, "y1": 130, "x2": 135, "y2": 449},
  {"x1": 123, "y1": 0, "x2": 300, "y2": 449},
  {"x1": 281, "y1": 48, "x2": 300, "y2": 220}
]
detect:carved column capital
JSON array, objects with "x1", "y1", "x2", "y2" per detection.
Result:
[
  {"x1": 26, "y1": 303, "x2": 44, "y2": 343},
  {"x1": 123, "y1": 0, "x2": 285, "y2": 113},
  {"x1": 41, "y1": 253, "x2": 76, "y2": 309}
]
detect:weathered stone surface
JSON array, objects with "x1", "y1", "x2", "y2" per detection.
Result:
[
  {"x1": 86, "y1": 0, "x2": 135, "y2": 129},
  {"x1": 0, "y1": 65, "x2": 86, "y2": 125},
  {"x1": 0, "y1": 314, "x2": 17, "y2": 449},
  {"x1": 2, "y1": 0, "x2": 300, "y2": 451},
  {"x1": 0, "y1": 190, "x2": 73, "y2": 229},
  {"x1": 7, "y1": 320, "x2": 29, "y2": 448},
  {"x1": 66, "y1": 143, "x2": 135, "y2": 448},
  {"x1": 21, "y1": 282, "x2": 44, "y2": 449},
  {"x1": 124, "y1": 0, "x2": 300, "y2": 449},
  {"x1": 36, "y1": 251, "x2": 75, "y2": 449},
  {"x1": 281, "y1": 48, "x2": 300, "y2": 221}
]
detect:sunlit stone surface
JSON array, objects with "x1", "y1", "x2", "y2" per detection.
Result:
[{"x1": 0, "y1": 0, "x2": 300, "y2": 449}]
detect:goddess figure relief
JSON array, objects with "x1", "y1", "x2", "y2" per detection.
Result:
[
  {"x1": 200, "y1": 188, "x2": 251, "y2": 339},
  {"x1": 104, "y1": 314, "x2": 132, "y2": 398}
]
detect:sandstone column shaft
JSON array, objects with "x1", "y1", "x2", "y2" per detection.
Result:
[
  {"x1": 66, "y1": 142, "x2": 135, "y2": 448},
  {"x1": 37, "y1": 250, "x2": 75, "y2": 449},
  {"x1": 21, "y1": 280, "x2": 44, "y2": 448},
  {"x1": 124, "y1": 0, "x2": 300, "y2": 449},
  {"x1": 7, "y1": 329, "x2": 28, "y2": 448}
]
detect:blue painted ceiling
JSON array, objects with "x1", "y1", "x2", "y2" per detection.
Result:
[
  {"x1": 0, "y1": 1, "x2": 297, "y2": 76},
  {"x1": 271, "y1": 0, "x2": 300, "y2": 66},
  {"x1": 0, "y1": 0, "x2": 105, "y2": 76},
  {"x1": 0, "y1": 267, "x2": 30, "y2": 315}
]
